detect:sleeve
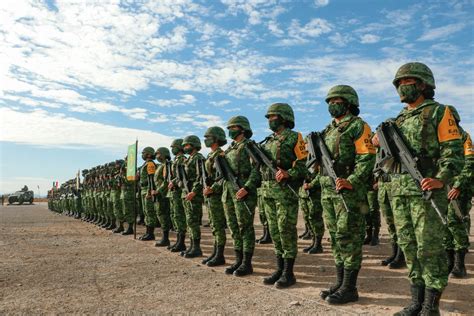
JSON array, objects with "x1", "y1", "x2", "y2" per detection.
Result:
[
  {"x1": 191, "y1": 156, "x2": 204, "y2": 195},
  {"x1": 453, "y1": 132, "x2": 474, "y2": 189},
  {"x1": 347, "y1": 122, "x2": 376, "y2": 188}
]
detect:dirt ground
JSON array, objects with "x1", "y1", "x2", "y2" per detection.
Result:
[{"x1": 0, "y1": 203, "x2": 472, "y2": 315}]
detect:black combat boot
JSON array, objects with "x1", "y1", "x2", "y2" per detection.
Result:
[
  {"x1": 184, "y1": 239, "x2": 203, "y2": 258},
  {"x1": 137, "y1": 214, "x2": 145, "y2": 225},
  {"x1": 106, "y1": 219, "x2": 116, "y2": 230},
  {"x1": 419, "y1": 288, "x2": 442, "y2": 316},
  {"x1": 389, "y1": 246, "x2": 406, "y2": 269},
  {"x1": 263, "y1": 256, "x2": 284, "y2": 285},
  {"x1": 303, "y1": 236, "x2": 316, "y2": 253},
  {"x1": 257, "y1": 225, "x2": 272, "y2": 244},
  {"x1": 233, "y1": 251, "x2": 253, "y2": 276},
  {"x1": 74, "y1": 212, "x2": 81, "y2": 219},
  {"x1": 364, "y1": 225, "x2": 373, "y2": 245},
  {"x1": 382, "y1": 242, "x2": 398, "y2": 266},
  {"x1": 225, "y1": 250, "x2": 243, "y2": 275},
  {"x1": 320, "y1": 264, "x2": 344, "y2": 299},
  {"x1": 450, "y1": 249, "x2": 467, "y2": 278},
  {"x1": 101, "y1": 217, "x2": 110, "y2": 228},
  {"x1": 446, "y1": 249, "x2": 455, "y2": 273},
  {"x1": 207, "y1": 245, "x2": 225, "y2": 267},
  {"x1": 155, "y1": 230, "x2": 170, "y2": 247},
  {"x1": 139, "y1": 226, "x2": 155, "y2": 241},
  {"x1": 275, "y1": 258, "x2": 296, "y2": 288},
  {"x1": 121, "y1": 223, "x2": 134, "y2": 235},
  {"x1": 370, "y1": 226, "x2": 380, "y2": 246},
  {"x1": 180, "y1": 238, "x2": 193, "y2": 256},
  {"x1": 308, "y1": 235, "x2": 323, "y2": 254},
  {"x1": 326, "y1": 269, "x2": 359, "y2": 304},
  {"x1": 299, "y1": 224, "x2": 310, "y2": 239},
  {"x1": 393, "y1": 284, "x2": 425, "y2": 316},
  {"x1": 170, "y1": 232, "x2": 186, "y2": 252},
  {"x1": 202, "y1": 243, "x2": 217, "y2": 265},
  {"x1": 113, "y1": 222, "x2": 124, "y2": 233}
]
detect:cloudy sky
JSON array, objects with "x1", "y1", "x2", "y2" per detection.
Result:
[{"x1": 0, "y1": 0, "x2": 473, "y2": 195}]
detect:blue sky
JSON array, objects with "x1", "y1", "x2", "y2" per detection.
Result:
[{"x1": 0, "y1": 0, "x2": 473, "y2": 195}]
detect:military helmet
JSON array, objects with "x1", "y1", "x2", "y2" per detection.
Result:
[
  {"x1": 82, "y1": 169, "x2": 89, "y2": 176},
  {"x1": 170, "y1": 138, "x2": 183, "y2": 150},
  {"x1": 393, "y1": 62, "x2": 436, "y2": 89},
  {"x1": 265, "y1": 103, "x2": 295, "y2": 129},
  {"x1": 204, "y1": 126, "x2": 227, "y2": 145},
  {"x1": 227, "y1": 116, "x2": 253, "y2": 138},
  {"x1": 182, "y1": 135, "x2": 201, "y2": 149},
  {"x1": 448, "y1": 105, "x2": 461, "y2": 123},
  {"x1": 115, "y1": 159, "x2": 124, "y2": 166},
  {"x1": 325, "y1": 85, "x2": 359, "y2": 107},
  {"x1": 155, "y1": 147, "x2": 171, "y2": 159},
  {"x1": 142, "y1": 146, "x2": 155, "y2": 156}
]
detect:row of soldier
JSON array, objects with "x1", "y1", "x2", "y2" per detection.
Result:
[{"x1": 48, "y1": 62, "x2": 472, "y2": 315}]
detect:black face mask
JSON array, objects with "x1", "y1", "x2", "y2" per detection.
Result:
[
  {"x1": 328, "y1": 102, "x2": 348, "y2": 118},
  {"x1": 269, "y1": 117, "x2": 284, "y2": 132}
]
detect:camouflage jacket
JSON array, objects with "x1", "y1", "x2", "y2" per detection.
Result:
[
  {"x1": 167, "y1": 154, "x2": 186, "y2": 198},
  {"x1": 205, "y1": 147, "x2": 224, "y2": 195},
  {"x1": 139, "y1": 159, "x2": 157, "y2": 191},
  {"x1": 180, "y1": 152, "x2": 205, "y2": 199},
  {"x1": 153, "y1": 162, "x2": 168, "y2": 199}
]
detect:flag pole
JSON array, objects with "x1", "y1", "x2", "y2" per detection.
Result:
[{"x1": 133, "y1": 138, "x2": 138, "y2": 240}]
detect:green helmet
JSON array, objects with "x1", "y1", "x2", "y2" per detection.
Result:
[
  {"x1": 393, "y1": 62, "x2": 436, "y2": 89},
  {"x1": 82, "y1": 169, "x2": 89, "y2": 176},
  {"x1": 448, "y1": 105, "x2": 461, "y2": 123},
  {"x1": 325, "y1": 85, "x2": 359, "y2": 107},
  {"x1": 227, "y1": 116, "x2": 253, "y2": 138},
  {"x1": 142, "y1": 146, "x2": 155, "y2": 156},
  {"x1": 265, "y1": 103, "x2": 295, "y2": 129},
  {"x1": 170, "y1": 138, "x2": 183, "y2": 150},
  {"x1": 155, "y1": 147, "x2": 171, "y2": 160},
  {"x1": 182, "y1": 135, "x2": 201, "y2": 149},
  {"x1": 204, "y1": 126, "x2": 227, "y2": 145}
]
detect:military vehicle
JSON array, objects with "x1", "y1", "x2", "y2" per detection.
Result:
[{"x1": 7, "y1": 186, "x2": 34, "y2": 205}]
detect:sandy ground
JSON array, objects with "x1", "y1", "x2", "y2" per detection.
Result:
[{"x1": 0, "y1": 203, "x2": 472, "y2": 315}]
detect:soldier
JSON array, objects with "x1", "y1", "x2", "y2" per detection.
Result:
[
  {"x1": 138, "y1": 147, "x2": 158, "y2": 241},
  {"x1": 222, "y1": 116, "x2": 260, "y2": 276},
  {"x1": 201, "y1": 126, "x2": 227, "y2": 266},
  {"x1": 258, "y1": 103, "x2": 307, "y2": 288},
  {"x1": 373, "y1": 62, "x2": 463, "y2": 315},
  {"x1": 120, "y1": 157, "x2": 135, "y2": 235},
  {"x1": 152, "y1": 147, "x2": 172, "y2": 247},
  {"x1": 104, "y1": 163, "x2": 117, "y2": 230},
  {"x1": 167, "y1": 139, "x2": 187, "y2": 252},
  {"x1": 111, "y1": 160, "x2": 125, "y2": 233},
  {"x1": 444, "y1": 106, "x2": 473, "y2": 279},
  {"x1": 318, "y1": 85, "x2": 376, "y2": 304}
]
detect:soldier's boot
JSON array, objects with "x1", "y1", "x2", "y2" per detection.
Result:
[
  {"x1": 370, "y1": 226, "x2": 380, "y2": 246},
  {"x1": 170, "y1": 233, "x2": 186, "y2": 252},
  {"x1": 299, "y1": 224, "x2": 310, "y2": 239},
  {"x1": 106, "y1": 219, "x2": 117, "y2": 230},
  {"x1": 419, "y1": 288, "x2": 442, "y2": 316},
  {"x1": 257, "y1": 225, "x2": 272, "y2": 244},
  {"x1": 101, "y1": 217, "x2": 109, "y2": 228},
  {"x1": 180, "y1": 238, "x2": 192, "y2": 256},
  {"x1": 389, "y1": 246, "x2": 406, "y2": 269},
  {"x1": 393, "y1": 284, "x2": 425, "y2": 316},
  {"x1": 202, "y1": 243, "x2": 217, "y2": 265},
  {"x1": 363, "y1": 225, "x2": 373, "y2": 245},
  {"x1": 326, "y1": 269, "x2": 359, "y2": 304},
  {"x1": 320, "y1": 264, "x2": 344, "y2": 299},
  {"x1": 382, "y1": 242, "x2": 398, "y2": 266},
  {"x1": 446, "y1": 249, "x2": 455, "y2": 273},
  {"x1": 139, "y1": 226, "x2": 155, "y2": 241},
  {"x1": 303, "y1": 236, "x2": 315, "y2": 253},
  {"x1": 155, "y1": 230, "x2": 170, "y2": 247},
  {"x1": 113, "y1": 222, "x2": 124, "y2": 234},
  {"x1": 450, "y1": 249, "x2": 467, "y2": 278},
  {"x1": 263, "y1": 256, "x2": 284, "y2": 285},
  {"x1": 95, "y1": 215, "x2": 102, "y2": 225},
  {"x1": 207, "y1": 245, "x2": 225, "y2": 267},
  {"x1": 167, "y1": 235, "x2": 178, "y2": 250},
  {"x1": 137, "y1": 215, "x2": 145, "y2": 225},
  {"x1": 184, "y1": 239, "x2": 202, "y2": 258},
  {"x1": 233, "y1": 251, "x2": 253, "y2": 276},
  {"x1": 308, "y1": 235, "x2": 323, "y2": 254},
  {"x1": 74, "y1": 212, "x2": 81, "y2": 219},
  {"x1": 121, "y1": 223, "x2": 134, "y2": 235},
  {"x1": 275, "y1": 258, "x2": 296, "y2": 288},
  {"x1": 225, "y1": 250, "x2": 243, "y2": 275}
]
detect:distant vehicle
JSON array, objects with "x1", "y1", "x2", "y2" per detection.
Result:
[{"x1": 7, "y1": 186, "x2": 34, "y2": 205}]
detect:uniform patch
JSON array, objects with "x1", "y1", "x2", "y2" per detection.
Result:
[
  {"x1": 354, "y1": 123, "x2": 376, "y2": 154},
  {"x1": 438, "y1": 107, "x2": 461, "y2": 142},
  {"x1": 146, "y1": 161, "x2": 156, "y2": 175},
  {"x1": 294, "y1": 132, "x2": 308, "y2": 160},
  {"x1": 464, "y1": 133, "x2": 474, "y2": 156}
]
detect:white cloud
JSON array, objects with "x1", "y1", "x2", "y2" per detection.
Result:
[
  {"x1": 360, "y1": 34, "x2": 380, "y2": 44},
  {"x1": 418, "y1": 23, "x2": 465, "y2": 41},
  {"x1": 277, "y1": 18, "x2": 332, "y2": 46},
  {"x1": 314, "y1": 0, "x2": 329, "y2": 8}
]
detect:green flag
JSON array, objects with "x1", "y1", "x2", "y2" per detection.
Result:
[{"x1": 127, "y1": 141, "x2": 138, "y2": 181}]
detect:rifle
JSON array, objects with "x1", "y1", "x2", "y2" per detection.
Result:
[
  {"x1": 177, "y1": 164, "x2": 194, "y2": 211},
  {"x1": 245, "y1": 141, "x2": 299, "y2": 198},
  {"x1": 214, "y1": 155, "x2": 252, "y2": 215},
  {"x1": 197, "y1": 158, "x2": 212, "y2": 211},
  {"x1": 446, "y1": 184, "x2": 469, "y2": 232},
  {"x1": 306, "y1": 132, "x2": 351, "y2": 212},
  {"x1": 376, "y1": 121, "x2": 447, "y2": 225}
]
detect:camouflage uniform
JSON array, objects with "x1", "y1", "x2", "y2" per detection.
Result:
[
  {"x1": 139, "y1": 147, "x2": 158, "y2": 240},
  {"x1": 153, "y1": 147, "x2": 172, "y2": 247}
]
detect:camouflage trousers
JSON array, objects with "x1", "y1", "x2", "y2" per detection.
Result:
[
  {"x1": 169, "y1": 191, "x2": 186, "y2": 233},
  {"x1": 141, "y1": 190, "x2": 157, "y2": 228},
  {"x1": 183, "y1": 196, "x2": 203, "y2": 240},
  {"x1": 444, "y1": 194, "x2": 471, "y2": 251},
  {"x1": 206, "y1": 194, "x2": 226, "y2": 247},
  {"x1": 222, "y1": 183, "x2": 257, "y2": 253},
  {"x1": 378, "y1": 181, "x2": 397, "y2": 243},
  {"x1": 121, "y1": 189, "x2": 135, "y2": 224},
  {"x1": 105, "y1": 193, "x2": 115, "y2": 221},
  {"x1": 391, "y1": 192, "x2": 449, "y2": 291},
  {"x1": 299, "y1": 191, "x2": 325, "y2": 238},
  {"x1": 366, "y1": 190, "x2": 381, "y2": 229},
  {"x1": 321, "y1": 189, "x2": 365, "y2": 270},
  {"x1": 111, "y1": 189, "x2": 123, "y2": 222},
  {"x1": 154, "y1": 196, "x2": 172, "y2": 232},
  {"x1": 256, "y1": 188, "x2": 268, "y2": 227}
]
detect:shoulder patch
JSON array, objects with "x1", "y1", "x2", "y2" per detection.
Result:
[
  {"x1": 146, "y1": 161, "x2": 156, "y2": 175},
  {"x1": 294, "y1": 132, "x2": 308, "y2": 160},
  {"x1": 354, "y1": 123, "x2": 376, "y2": 154},
  {"x1": 438, "y1": 106, "x2": 461, "y2": 143},
  {"x1": 464, "y1": 133, "x2": 474, "y2": 156}
]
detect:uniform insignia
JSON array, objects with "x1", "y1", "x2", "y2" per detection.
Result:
[
  {"x1": 146, "y1": 161, "x2": 156, "y2": 175},
  {"x1": 354, "y1": 123, "x2": 376, "y2": 154},
  {"x1": 464, "y1": 133, "x2": 474, "y2": 156},
  {"x1": 438, "y1": 107, "x2": 461, "y2": 142},
  {"x1": 294, "y1": 132, "x2": 308, "y2": 160}
]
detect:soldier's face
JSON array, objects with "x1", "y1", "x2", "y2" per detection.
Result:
[
  {"x1": 328, "y1": 97, "x2": 345, "y2": 105},
  {"x1": 398, "y1": 78, "x2": 417, "y2": 86}
]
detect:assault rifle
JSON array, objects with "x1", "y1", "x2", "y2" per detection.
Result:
[
  {"x1": 197, "y1": 158, "x2": 212, "y2": 210},
  {"x1": 177, "y1": 164, "x2": 194, "y2": 211},
  {"x1": 376, "y1": 121, "x2": 447, "y2": 225},
  {"x1": 447, "y1": 184, "x2": 469, "y2": 232},
  {"x1": 306, "y1": 132, "x2": 351, "y2": 212}
]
